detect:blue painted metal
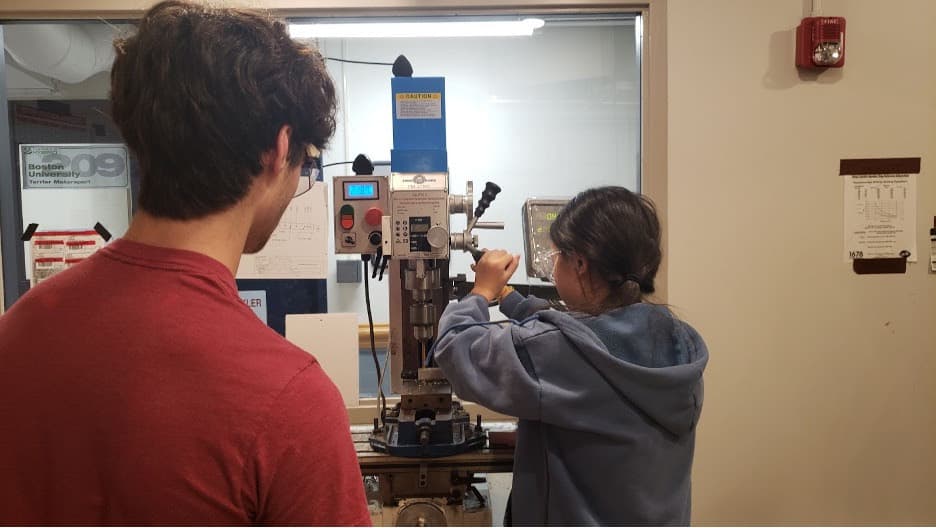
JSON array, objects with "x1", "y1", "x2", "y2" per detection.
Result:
[{"x1": 390, "y1": 76, "x2": 447, "y2": 174}]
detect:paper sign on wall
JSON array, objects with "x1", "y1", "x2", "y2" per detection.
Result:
[
  {"x1": 238, "y1": 290, "x2": 268, "y2": 325},
  {"x1": 20, "y1": 144, "x2": 130, "y2": 189},
  {"x1": 237, "y1": 183, "x2": 328, "y2": 279},
  {"x1": 843, "y1": 174, "x2": 917, "y2": 261},
  {"x1": 19, "y1": 144, "x2": 132, "y2": 281},
  {"x1": 30, "y1": 230, "x2": 103, "y2": 286},
  {"x1": 841, "y1": 158, "x2": 921, "y2": 263}
]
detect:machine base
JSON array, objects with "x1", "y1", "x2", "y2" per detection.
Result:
[{"x1": 369, "y1": 400, "x2": 486, "y2": 458}]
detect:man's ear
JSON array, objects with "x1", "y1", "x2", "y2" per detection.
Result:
[
  {"x1": 260, "y1": 125, "x2": 293, "y2": 175},
  {"x1": 574, "y1": 254, "x2": 589, "y2": 277}
]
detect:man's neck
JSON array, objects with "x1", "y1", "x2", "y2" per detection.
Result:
[{"x1": 122, "y1": 207, "x2": 252, "y2": 276}]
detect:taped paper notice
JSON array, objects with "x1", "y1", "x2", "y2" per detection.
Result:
[
  {"x1": 841, "y1": 158, "x2": 921, "y2": 263},
  {"x1": 30, "y1": 230, "x2": 103, "y2": 286},
  {"x1": 237, "y1": 183, "x2": 328, "y2": 279},
  {"x1": 844, "y1": 173, "x2": 917, "y2": 261}
]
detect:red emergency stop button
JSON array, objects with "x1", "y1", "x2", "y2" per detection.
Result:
[
  {"x1": 365, "y1": 207, "x2": 383, "y2": 227},
  {"x1": 339, "y1": 204, "x2": 355, "y2": 230}
]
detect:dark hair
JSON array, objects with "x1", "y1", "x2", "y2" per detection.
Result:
[
  {"x1": 110, "y1": 0, "x2": 337, "y2": 219},
  {"x1": 549, "y1": 186, "x2": 662, "y2": 306}
]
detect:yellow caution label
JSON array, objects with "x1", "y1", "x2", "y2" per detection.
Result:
[
  {"x1": 396, "y1": 92, "x2": 442, "y2": 100},
  {"x1": 396, "y1": 92, "x2": 443, "y2": 119}
]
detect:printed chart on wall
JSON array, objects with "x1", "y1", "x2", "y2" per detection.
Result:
[
  {"x1": 237, "y1": 183, "x2": 328, "y2": 279},
  {"x1": 30, "y1": 230, "x2": 104, "y2": 286},
  {"x1": 841, "y1": 158, "x2": 921, "y2": 262},
  {"x1": 19, "y1": 144, "x2": 132, "y2": 280}
]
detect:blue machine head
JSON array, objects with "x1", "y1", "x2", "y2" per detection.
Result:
[{"x1": 390, "y1": 76, "x2": 447, "y2": 174}]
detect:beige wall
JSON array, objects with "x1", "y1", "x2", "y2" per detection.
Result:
[{"x1": 668, "y1": 0, "x2": 936, "y2": 524}]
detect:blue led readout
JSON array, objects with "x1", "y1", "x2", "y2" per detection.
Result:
[{"x1": 345, "y1": 182, "x2": 378, "y2": 200}]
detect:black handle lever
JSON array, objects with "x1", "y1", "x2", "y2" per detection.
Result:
[
  {"x1": 467, "y1": 246, "x2": 485, "y2": 262},
  {"x1": 372, "y1": 247, "x2": 382, "y2": 278},
  {"x1": 473, "y1": 182, "x2": 501, "y2": 220}
]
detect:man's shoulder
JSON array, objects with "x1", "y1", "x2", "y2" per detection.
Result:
[
  {"x1": 216, "y1": 313, "x2": 343, "y2": 398},
  {"x1": 220, "y1": 314, "x2": 320, "y2": 367}
]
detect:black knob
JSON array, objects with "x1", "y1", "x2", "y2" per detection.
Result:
[
  {"x1": 392, "y1": 55, "x2": 414, "y2": 77},
  {"x1": 368, "y1": 231, "x2": 382, "y2": 246},
  {"x1": 352, "y1": 154, "x2": 374, "y2": 175},
  {"x1": 473, "y1": 181, "x2": 502, "y2": 219}
]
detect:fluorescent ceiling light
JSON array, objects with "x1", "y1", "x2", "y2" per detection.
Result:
[{"x1": 289, "y1": 19, "x2": 545, "y2": 39}]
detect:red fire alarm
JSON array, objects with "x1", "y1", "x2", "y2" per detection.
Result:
[{"x1": 796, "y1": 17, "x2": 846, "y2": 69}]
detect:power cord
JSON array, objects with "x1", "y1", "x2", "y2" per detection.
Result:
[
  {"x1": 362, "y1": 255, "x2": 387, "y2": 424},
  {"x1": 378, "y1": 255, "x2": 390, "y2": 281},
  {"x1": 322, "y1": 160, "x2": 390, "y2": 169},
  {"x1": 326, "y1": 57, "x2": 395, "y2": 66}
]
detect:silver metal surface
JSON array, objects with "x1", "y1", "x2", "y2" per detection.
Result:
[
  {"x1": 427, "y1": 225, "x2": 449, "y2": 248},
  {"x1": 396, "y1": 501, "x2": 447, "y2": 526}
]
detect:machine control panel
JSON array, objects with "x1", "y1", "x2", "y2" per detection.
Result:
[
  {"x1": 522, "y1": 198, "x2": 569, "y2": 280},
  {"x1": 389, "y1": 173, "x2": 450, "y2": 259},
  {"x1": 333, "y1": 175, "x2": 389, "y2": 254}
]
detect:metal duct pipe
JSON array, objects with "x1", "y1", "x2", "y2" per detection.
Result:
[{"x1": 4, "y1": 24, "x2": 119, "y2": 84}]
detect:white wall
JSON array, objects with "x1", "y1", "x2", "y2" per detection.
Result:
[
  {"x1": 668, "y1": 0, "x2": 936, "y2": 523},
  {"x1": 319, "y1": 20, "x2": 640, "y2": 323}
]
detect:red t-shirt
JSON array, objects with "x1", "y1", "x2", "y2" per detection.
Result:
[{"x1": 0, "y1": 238, "x2": 370, "y2": 525}]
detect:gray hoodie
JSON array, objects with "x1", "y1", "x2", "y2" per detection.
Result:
[{"x1": 434, "y1": 291, "x2": 708, "y2": 526}]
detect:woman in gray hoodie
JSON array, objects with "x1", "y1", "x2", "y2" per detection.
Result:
[{"x1": 433, "y1": 186, "x2": 708, "y2": 526}]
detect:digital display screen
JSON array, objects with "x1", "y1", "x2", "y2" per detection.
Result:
[
  {"x1": 410, "y1": 222, "x2": 430, "y2": 234},
  {"x1": 344, "y1": 181, "x2": 378, "y2": 200},
  {"x1": 523, "y1": 199, "x2": 569, "y2": 280}
]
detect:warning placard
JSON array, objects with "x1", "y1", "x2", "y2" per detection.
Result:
[
  {"x1": 395, "y1": 92, "x2": 442, "y2": 120},
  {"x1": 29, "y1": 230, "x2": 104, "y2": 286}
]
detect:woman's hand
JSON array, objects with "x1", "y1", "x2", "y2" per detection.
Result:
[{"x1": 470, "y1": 249, "x2": 520, "y2": 302}]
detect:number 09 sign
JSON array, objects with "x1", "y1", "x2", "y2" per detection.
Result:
[{"x1": 20, "y1": 144, "x2": 129, "y2": 189}]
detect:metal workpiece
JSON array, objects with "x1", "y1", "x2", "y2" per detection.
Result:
[
  {"x1": 416, "y1": 367, "x2": 446, "y2": 381},
  {"x1": 401, "y1": 392, "x2": 452, "y2": 413}
]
